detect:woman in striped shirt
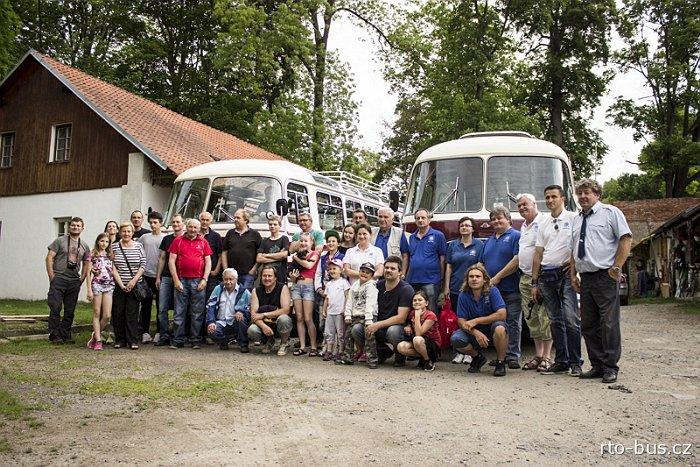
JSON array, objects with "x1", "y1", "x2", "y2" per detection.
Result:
[{"x1": 112, "y1": 222, "x2": 146, "y2": 349}]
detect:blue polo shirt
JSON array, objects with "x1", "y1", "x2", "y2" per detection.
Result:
[
  {"x1": 457, "y1": 287, "x2": 506, "y2": 320},
  {"x1": 374, "y1": 229, "x2": 410, "y2": 259},
  {"x1": 406, "y1": 227, "x2": 447, "y2": 284},
  {"x1": 446, "y1": 238, "x2": 484, "y2": 294},
  {"x1": 478, "y1": 227, "x2": 520, "y2": 293}
]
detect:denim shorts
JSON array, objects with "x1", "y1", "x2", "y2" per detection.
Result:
[
  {"x1": 291, "y1": 283, "x2": 316, "y2": 301},
  {"x1": 451, "y1": 321, "x2": 507, "y2": 350},
  {"x1": 91, "y1": 282, "x2": 115, "y2": 295}
]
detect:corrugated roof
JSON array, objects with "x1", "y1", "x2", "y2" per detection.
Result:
[{"x1": 10, "y1": 50, "x2": 285, "y2": 174}]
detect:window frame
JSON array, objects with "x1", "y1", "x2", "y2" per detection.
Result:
[
  {"x1": 0, "y1": 132, "x2": 15, "y2": 169},
  {"x1": 50, "y1": 124, "x2": 72, "y2": 163}
]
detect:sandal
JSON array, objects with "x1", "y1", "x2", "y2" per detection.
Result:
[
  {"x1": 537, "y1": 357, "x2": 552, "y2": 372},
  {"x1": 308, "y1": 349, "x2": 318, "y2": 357},
  {"x1": 522, "y1": 356, "x2": 542, "y2": 370},
  {"x1": 293, "y1": 348, "x2": 307, "y2": 356}
]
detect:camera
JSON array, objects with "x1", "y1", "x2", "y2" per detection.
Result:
[{"x1": 67, "y1": 260, "x2": 78, "y2": 270}]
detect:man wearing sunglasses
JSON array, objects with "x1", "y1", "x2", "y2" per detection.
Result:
[{"x1": 531, "y1": 185, "x2": 582, "y2": 377}]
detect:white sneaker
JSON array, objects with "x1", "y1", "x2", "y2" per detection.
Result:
[
  {"x1": 277, "y1": 343, "x2": 288, "y2": 356},
  {"x1": 452, "y1": 353, "x2": 465, "y2": 364},
  {"x1": 153, "y1": 333, "x2": 160, "y2": 343},
  {"x1": 141, "y1": 333, "x2": 152, "y2": 344},
  {"x1": 462, "y1": 354, "x2": 473, "y2": 364}
]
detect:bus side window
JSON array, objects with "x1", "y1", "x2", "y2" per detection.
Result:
[
  {"x1": 317, "y1": 191, "x2": 343, "y2": 231},
  {"x1": 345, "y1": 199, "x2": 360, "y2": 224},
  {"x1": 366, "y1": 205, "x2": 378, "y2": 226},
  {"x1": 287, "y1": 182, "x2": 309, "y2": 225}
]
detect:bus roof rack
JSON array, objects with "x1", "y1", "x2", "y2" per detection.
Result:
[
  {"x1": 459, "y1": 131, "x2": 535, "y2": 139},
  {"x1": 317, "y1": 171, "x2": 387, "y2": 200}
]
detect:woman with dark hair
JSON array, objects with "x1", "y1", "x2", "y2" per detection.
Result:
[
  {"x1": 104, "y1": 220, "x2": 119, "y2": 244},
  {"x1": 396, "y1": 290, "x2": 441, "y2": 371},
  {"x1": 339, "y1": 224, "x2": 357, "y2": 254}
]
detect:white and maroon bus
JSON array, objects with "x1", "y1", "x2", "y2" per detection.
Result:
[{"x1": 402, "y1": 131, "x2": 577, "y2": 238}]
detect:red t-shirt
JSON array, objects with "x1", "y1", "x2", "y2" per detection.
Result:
[
  {"x1": 299, "y1": 251, "x2": 320, "y2": 280},
  {"x1": 408, "y1": 309, "x2": 441, "y2": 347},
  {"x1": 169, "y1": 234, "x2": 212, "y2": 279}
]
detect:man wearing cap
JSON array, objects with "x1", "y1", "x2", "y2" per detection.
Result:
[
  {"x1": 570, "y1": 179, "x2": 631, "y2": 383},
  {"x1": 206, "y1": 268, "x2": 251, "y2": 352},
  {"x1": 338, "y1": 262, "x2": 379, "y2": 368},
  {"x1": 371, "y1": 207, "x2": 409, "y2": 267}
]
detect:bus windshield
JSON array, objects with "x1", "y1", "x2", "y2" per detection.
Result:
[
  {"x1": 165, "y1": 178, "x2": 209, "y2": 223},
  {"x1": 406, "y1": 158, "x2": 484, "y2": 214},
  {"x1": 206, "y1": 176, "x2": 283, "y2": 223},
  {"x1": 486, "y1": 156, "x2": 572, "y2": 212}
]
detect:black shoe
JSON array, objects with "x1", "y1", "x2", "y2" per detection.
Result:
[
  {"x1": 218, "y1": 343, "x2": 229, "y2": 351},
  {"x1": 240, "y1": 345, "x2": 250, "y2": 353},
  {"x1": 488, "y1": 359, "x2": 497, "y2": 367},
  {"x1": 569, "y1": 364, "x2": 582, "y2": 377},
  {"x1": 494, "y1": 360, "x2": 506, "y2": 377},
  {"x1": 50, "y1": 336, "x2": 64, "y2": 345},
  {"x1": 393, "y1": 355, "x2": 406, "y2": 367},
  {"x1": 602, "y1": 370, "x2": 618, "y2": 383},
  {"x1": 540, "y1": 362, "x2": 570, "y2": 375},
  {"x1": 507, "y1": 360, "x2": 521, "y2": 370},
  {"x1": 415, "y1": 359, "x2": 426, "y2": 369},
  {"x1": 169, "y1": 343, "x2": 184, "y2": 349},
  {"x1": 154, "y1": 339, "x2": 169, "y2": 347},
  {"x1": 368, "y1": 362, "x2": 378, "y2": 369},
  {"x1": 579, "y1": 367, "x2": 604, "y2": 379},
  {"x1": 423, "y1": 361, "x2": 436, "y2": 372},
  {"x1": 468, "y1": 353, "x2": 487, "y2": 373},
  {"x1": 335, "y1": 358, "x2": 354, "y2": 365}
]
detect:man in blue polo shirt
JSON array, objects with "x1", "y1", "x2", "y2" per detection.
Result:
[
  {"x1": 451, "y1": 264, "x2": 509, "y2": 376},
  {"x1": 478, "y1": 206, "x2": 522, "y2": 369},
  {"x1": 406, "y1": 208, "x2": 447, "y2": 315}
]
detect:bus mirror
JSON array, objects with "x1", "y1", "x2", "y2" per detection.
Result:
[
  {"x1": 276, "y1": 198, "x2": 289, "y2": 217},
  {"x1": 389, "y1": 190, "x2": 400, "y2": 212}
]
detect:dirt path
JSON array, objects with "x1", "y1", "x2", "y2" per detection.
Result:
[{"x1": 1, "y1": 303, "x2": 698, "y2": 465}]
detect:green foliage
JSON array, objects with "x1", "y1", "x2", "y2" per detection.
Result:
[
  {"x1": 602, "y1": 172, "x2": 664, "y2": 202},
  {"x1": 0, "y1": 0, "x2": 20, "y2": 76},
  {"x1": 609, "y1": 0, "x2": 700, "y2": 197}
]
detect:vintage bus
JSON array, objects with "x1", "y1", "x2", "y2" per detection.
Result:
[
  {"x1": 163, "y1": 159, "x2": 389, "y2": 236},
  {"x1": 402, "y1": 131, "x2": 577, "y2": 239}
]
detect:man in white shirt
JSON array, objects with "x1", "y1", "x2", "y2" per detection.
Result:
[
  {"x1": 516, "y1": 194, "x2": 553, "y2": 372},
  {"x1": 532, "y1": 185, "x2": 582, "y2": 376},
  {"x1": 569, "y1": 179, "x2": 631, "y2": 383}
]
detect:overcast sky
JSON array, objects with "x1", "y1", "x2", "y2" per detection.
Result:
[{"x1": 327, "y1": 14, "x2": 647, "y2": 183}]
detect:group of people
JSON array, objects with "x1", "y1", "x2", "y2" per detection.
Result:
[{"x1": 45, "y1": 178, "x2": 631, "y2": 382}]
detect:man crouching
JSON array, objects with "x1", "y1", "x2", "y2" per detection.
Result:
[{"x1": 206, "y1": 268, "x2": 251, "y2": 352}]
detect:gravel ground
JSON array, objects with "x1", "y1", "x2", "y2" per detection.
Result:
[{"x1": 0, "y1": 303, "x2": 697, "y2": 465}]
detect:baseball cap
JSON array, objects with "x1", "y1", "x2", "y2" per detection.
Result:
[
  {"x1": 328, "y1": 258, "x2": 344, "y2": 269},
  {"x1": 359, "y1": 262, "x2": 376, "y2": 273}
]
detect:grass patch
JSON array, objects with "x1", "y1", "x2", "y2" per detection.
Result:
[
  {"x1": 631, "y1": 296, "x2": 700, "y2": 314},
  {"x1": 79, "y1": 370, "x2": 268, "y2": 407},
  {"x1": 0, "y1": 438, "x2": 10, "y2": 453},
  {"x1": 0, "y1": 299, "x2": 94, "y2": 333},
  {"x1": 0, "y1": 338, "x2": 56, "y2": 356},
  {"x1": 0, "y1": 388, "x2": 33, "y2": 420}
]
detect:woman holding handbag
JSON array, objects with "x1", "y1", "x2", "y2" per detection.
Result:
[{"x1": 112, "y1": 222, "x2": 147, "y2": 349}]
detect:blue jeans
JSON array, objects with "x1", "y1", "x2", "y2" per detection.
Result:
[
  {"x1": 539, "y1": 274, "x2": 582, "y2": 366},
  {"x1": 501, "y1": 291, "x2": 522, "y2": 361},
  {"x1": 157, "y1": 277, "x2": 174, "y2": 343},
  {"x1": 173, "y1": 278, "x2": 206, "y2": 345},
  {"x1": 451, "y1": 323, "x2": 507, "y2": 350},
  {"x1": 210, "y1": 320, "x2": 249, "y2": 347},
  {"x1": 238, "y1": 274, "x2": 255, "y2": 292}
]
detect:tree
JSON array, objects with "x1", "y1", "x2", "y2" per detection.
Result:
[
  {"x1": 376, "y1": 0, "x2": 542, "y2": 188},
  {"x1": 12, "y1": 0, "x2": 139, "y2": 77},
  {"x1": 609, "y1": 0, "x2": 700, "y2": 197},
  {"x1": 602, "y1": 172, "x2": 664, "y2": 202},
  {"x1": 517, "y1": 0, "x2": 617, "y2": 176},
  {"x1": 0, "y1": 0, "x2": 20, "y2": 77}
]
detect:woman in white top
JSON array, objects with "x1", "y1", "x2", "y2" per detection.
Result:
[{"x1": 343, "y1": 223, "x2": 384, "y2": 284}]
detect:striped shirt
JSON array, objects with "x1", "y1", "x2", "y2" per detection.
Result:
[{"x1": 112, "y1": 241, "x2": 146, "y2": 283}]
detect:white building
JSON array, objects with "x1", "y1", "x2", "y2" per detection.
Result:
[{"x1": 0, "y1": 50, "x2": 284, "y2": 299}]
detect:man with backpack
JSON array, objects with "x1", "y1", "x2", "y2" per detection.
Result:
[{"x1": 365, "y1": 256, "x2": 414, "y2": 366}]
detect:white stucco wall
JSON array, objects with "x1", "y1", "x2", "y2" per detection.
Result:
[{"x1": 0, "y1": 153, "x2": 172, "y2": 300}]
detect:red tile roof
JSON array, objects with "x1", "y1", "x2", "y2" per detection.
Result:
[
  {"x1": 613, "y1": 198, "x2": 700, "y2": 222},
  {"x1": 31, "y1": 51, "x2": 284, "y2": 174}
]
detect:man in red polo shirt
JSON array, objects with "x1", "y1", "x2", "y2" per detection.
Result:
[{"x1": 168, "y1": 218, "x2": 212, "y2": 348}]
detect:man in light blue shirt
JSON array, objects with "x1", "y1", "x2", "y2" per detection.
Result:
[
  {"x1": 570, "y1": 179, "x2": 632, "y2": 383},
  {"x1": 206, "y1": 268, "x2": 251, "y2": 352}
]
